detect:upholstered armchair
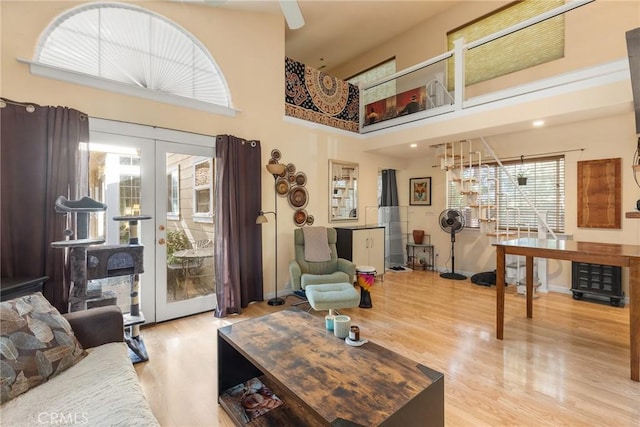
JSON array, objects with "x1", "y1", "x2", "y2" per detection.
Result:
[{"x1": 289, "y1": 228, "x2": 355, "y2": 291}]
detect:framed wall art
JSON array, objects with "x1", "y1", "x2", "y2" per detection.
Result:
[{"x1": 409, "y1": 177, "x2": 431, "y2": 206}]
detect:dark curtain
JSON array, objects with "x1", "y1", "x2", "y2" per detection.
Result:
[
  {"x1": 1, "y1": 99, "x2": 89, "y2": 312},
  {"x1": 214, "y1": 135, "x2": 263, "y2": 317},
  {"x1": 380, "y1": 169, "x2": 399, "y2": 206},
  {"x1": 379, "y1": 169, "x2": 404, "y2": 266}
]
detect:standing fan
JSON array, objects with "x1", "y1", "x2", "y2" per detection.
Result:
[{"x1": 439, "y1": 209, "x2": 467, "y2": 280}]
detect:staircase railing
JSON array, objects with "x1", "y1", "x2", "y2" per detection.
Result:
[{"x1": 479, "y1": 137, "x2": 558, "y2": 239}]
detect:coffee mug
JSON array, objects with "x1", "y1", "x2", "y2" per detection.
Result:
[
  {"x1": 333, "y1": 315, "x2": 350, "y2": 339},
  {"x1": 325, "y1": 315, "x2": 335, "y2": 331}
]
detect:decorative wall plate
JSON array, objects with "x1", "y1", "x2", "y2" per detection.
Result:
[
  {"x1": 270, "y1": 149, "x2": 281, "y2": 161},
  {"x1": 306, "y1": 215, "x2": 315, "y2": 225},
  {"x1": 293, "y1": 209, "x2": 307, "y2": 227},
  {"x1": 276, "y1": 177, "x2": 289, "y2": 196},
  {"x1": 288, "y1": 186, "x2": 308, "y2": 209},
  {"x1": 286, "y1": 163, "x2": 296, "y2": 174},
  {"x1": 295, "y1": 172, "x2": 307, "y2": 186},
  {"x1": 287, "y1": 173, "x2": 296, "y2": 183}
]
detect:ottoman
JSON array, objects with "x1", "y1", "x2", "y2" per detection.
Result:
[{"x1": 304, "y1": 283, "x2": 360, "y2": 312}]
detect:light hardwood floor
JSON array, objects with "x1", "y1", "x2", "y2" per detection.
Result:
[{"x1": 134, "y1": 270, "x2": 640, "y2": 426}]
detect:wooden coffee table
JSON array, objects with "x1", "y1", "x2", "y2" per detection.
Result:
[{"x1": 218, "y1": 309, "x2": 444, "y2": 426}]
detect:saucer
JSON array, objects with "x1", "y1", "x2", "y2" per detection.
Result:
[{"x1": 345, "y1": 337, "x2": 368, "y2": 347}]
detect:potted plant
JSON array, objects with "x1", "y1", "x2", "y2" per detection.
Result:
[
  {"x1": 517, "y1": 169, "x2": 529, "y2": 185},
  {"x1": 167, "y1": 229, "x2": 190, "y2": 265}
]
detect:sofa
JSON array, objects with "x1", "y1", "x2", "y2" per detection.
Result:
[{"x1": 0, "y1": 294, "x2": 158, "y2": 426}]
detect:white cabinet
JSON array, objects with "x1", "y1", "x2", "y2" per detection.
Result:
[{"x1": 335, "y1": 226, "x2": 385, "y2": 279}]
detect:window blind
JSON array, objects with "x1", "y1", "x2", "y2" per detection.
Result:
[
  {"x1": 36, "y1": 3, "x2": 230, "y2": 107},
  {"x1": 347, "y1": 58, "x2": 396, "y2": 104},
  {"x1": 446, "y1": 0, "x2": 564, "y2": 90},
  {"x1": 448, "y1": 156, "x2": 565, "y2": 233}
]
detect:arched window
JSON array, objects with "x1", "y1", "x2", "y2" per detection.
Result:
[{"x1": 23, "y1": 2, "x2": 235, "y2": 115}]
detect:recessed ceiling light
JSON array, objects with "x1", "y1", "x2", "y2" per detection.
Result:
[
  {"x1": 410, "y1": 143, "x2": 418, "y2": 148},
  {"x1": 532, "y1": 120, "x2": 545, "y2": 127}
]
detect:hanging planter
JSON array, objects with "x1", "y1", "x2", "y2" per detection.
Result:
[{"x1": 517, "y1": 155, "x2": 528, "y2": 186}]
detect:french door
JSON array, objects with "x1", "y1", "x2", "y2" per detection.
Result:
[
  {"x1": 88, "y1": 119, "x2": 217, "y2": 324},
  {"x1": 155, "y1": 140, "x2": 216, "y2": 321}
]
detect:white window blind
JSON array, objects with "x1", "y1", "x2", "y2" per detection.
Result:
[
  {"x1": 448, "y1": 156, "x2": 565, "y2": 232},
  {"x1": 347, "y1": 58, "x2": 396, "y2": 104},
  {"x1": 35, "y1": 2, "x2": 230, "y2": 107}
]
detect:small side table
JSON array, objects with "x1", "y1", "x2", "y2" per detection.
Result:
[{"x1": 406, "y1": 243, "x2": 434, "y2": 270}]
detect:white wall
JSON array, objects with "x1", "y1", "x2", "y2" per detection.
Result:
[
  {"x1": 0, "y1": 0, "x2": 404, "y2": 300},
  {"x1": 2, "y1": 0, "x2": 638, "y2": 301},
  {"x1": 398, "y1": 112, "x2": 640, "y2": 296}
]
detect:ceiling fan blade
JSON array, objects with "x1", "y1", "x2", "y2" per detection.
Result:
[{"x1": 279, "y1": 0, "x2": 305, "y2": 30}]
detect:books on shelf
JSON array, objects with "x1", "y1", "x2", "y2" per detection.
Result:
[{"x1": 219, "y1": 377, "x2": 283, "y2": 424}]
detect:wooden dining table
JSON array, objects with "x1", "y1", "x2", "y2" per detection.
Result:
[{"x1": 493, "y1": 238, "x2": 640, "y2": 382}]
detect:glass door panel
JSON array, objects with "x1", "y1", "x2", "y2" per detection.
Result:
[
  {"x1": 85, "y1": 132, "x2": 156, "y2": 321},
  {"x1": 155, "y1": 140, "x2": 216, "y2": 321}
]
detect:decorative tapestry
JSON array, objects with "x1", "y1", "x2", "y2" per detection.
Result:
[{"x1": 285, "y1": 57, "x2": 359, "y2": 132}]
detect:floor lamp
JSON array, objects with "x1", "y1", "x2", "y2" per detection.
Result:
[{"x1": 257, "y1": 162, "x2": 286, "y2": 306}]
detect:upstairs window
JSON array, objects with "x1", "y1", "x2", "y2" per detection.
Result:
[
  {"x1": 347, "y1": 58, "x2": 396, "y2": 105},
  {"x1": 33, "y1": 2, "x2": 231, "y2": 111},
  {"x1": 447, "y1": 0, "x2": 565, "y2": 89}
]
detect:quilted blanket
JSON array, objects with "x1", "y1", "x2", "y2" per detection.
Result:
[{"x1": 0, "y1": 342, "x2": 158, "y2": 426}]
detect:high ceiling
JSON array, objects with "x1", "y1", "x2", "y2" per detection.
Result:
[
  {"x1": 208, "y1": 0, "x2": 462, "y2": 73},
  {"x1": 190, "y1": 1, "x2": 631, "y2": 159},
  {"x1": 284, "y1": 1, "x2": 461, "y2": 72}
]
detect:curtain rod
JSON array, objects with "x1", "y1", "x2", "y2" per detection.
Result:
[
  {"x1": 503, "y1": 148, "x2": 585, "y2": 162},
  {"x1": 1, "y1": 98, "x2": 87, "y2": 120},
  {"x1": 431, "y1": 147, "x2": 585, "y2": 167},
  {"x1": 0, "y1": 98, "x2": 36, "y2": 112}
]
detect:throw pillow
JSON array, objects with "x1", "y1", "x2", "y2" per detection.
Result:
[{"x1": 0, "y1": 292, "x2": 87, "y2": 403}]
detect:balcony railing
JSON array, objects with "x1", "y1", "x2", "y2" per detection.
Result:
[{"x1": 358, "y1": 0, "x2": 598, "y2": 133}]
